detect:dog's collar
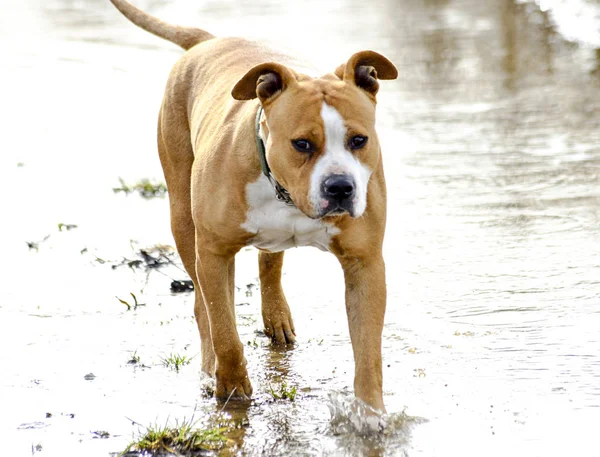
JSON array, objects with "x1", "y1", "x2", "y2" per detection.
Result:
[{"x1": 255, "y1": 106, "x2": 295, "y2": 207}]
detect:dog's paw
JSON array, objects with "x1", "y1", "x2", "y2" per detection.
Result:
[
  {"x1": 262, "y1": 305, "x2": 296, "y2": 345},
  {"x1": 215, "y1": 365, "x2": 253, "y2": 401}
]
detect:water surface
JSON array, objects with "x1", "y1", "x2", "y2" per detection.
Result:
[{"x1": 2, "y1": 0, "x2": 599, "y2": 456}]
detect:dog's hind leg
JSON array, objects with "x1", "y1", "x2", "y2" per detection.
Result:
[
  {"x1": 158, "y1": 106, "x2": 215, "y2": 375},
  {"x1": 259, "y1": 251, "x2": 296, "y2": 344}
]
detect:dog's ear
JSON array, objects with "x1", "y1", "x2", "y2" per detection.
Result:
[
  {"x1": 335, "y1": 50, "x2": 397, "y2": 98},
  {"x1": 232, "y1": 62, "x2": 298, "y2": 102}
]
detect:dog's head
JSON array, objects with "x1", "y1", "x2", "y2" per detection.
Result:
[{"x1": 232, "y1": 51, "x2": 397, "y2": 219}]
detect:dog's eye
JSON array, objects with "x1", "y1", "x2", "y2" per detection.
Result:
[
  {"x1": 349, "y1": 135, "x2": 368, "y2": 150},
  {"x1": 291, "y1": 139, "x2": 313, "y2": 153}
]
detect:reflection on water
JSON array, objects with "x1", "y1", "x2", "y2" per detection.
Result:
[{"x1": 1, "y1": 0, "x2": 599, "y2": 456}]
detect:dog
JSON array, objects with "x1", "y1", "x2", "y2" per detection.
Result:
[{"x1": 110, "y1": 0, "x2": 397, "y2": 413}]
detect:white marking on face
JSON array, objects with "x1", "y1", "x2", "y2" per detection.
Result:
[
  {"x1": 242, "y1": 174, "x2": 340, "y2": 252},
  {"x1": 310, "y1": 103, "x2": 372, "y2": 217}
]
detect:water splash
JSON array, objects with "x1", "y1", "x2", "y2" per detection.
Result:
[
  {"x1": 327, "y1": 391, "x2": 425, "y2": 436},
  {"x1": 198, "y1": 372, "x2": 216, "y2": 399}
]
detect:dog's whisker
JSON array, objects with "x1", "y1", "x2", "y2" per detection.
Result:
[{"x1": 220, "y1": 387, "x2": 237, "y2": 412}]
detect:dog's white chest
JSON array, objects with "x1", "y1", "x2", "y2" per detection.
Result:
[{"x1": 241, "y1": 175, "x2": 339, "y2": 252}]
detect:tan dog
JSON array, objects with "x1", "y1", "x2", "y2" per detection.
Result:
[{"x1": 110, "y1": 0, "x2": 397, "y2": 412}]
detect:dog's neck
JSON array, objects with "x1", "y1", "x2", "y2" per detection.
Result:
[{"x1": 255, "y1": 106, "x2": 295, "y2": 206}]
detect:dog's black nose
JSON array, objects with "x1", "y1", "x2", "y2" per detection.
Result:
[{"x1": 323, "y1": 175, "x2": 356, "y2": 201}]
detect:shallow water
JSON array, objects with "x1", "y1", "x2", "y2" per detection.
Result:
[{"x1": 2, "y1": 0, "x2": 600, "y2": 456}]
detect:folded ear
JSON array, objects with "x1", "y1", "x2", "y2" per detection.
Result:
[
  {"x1": 334, "y1": 50, "x2": 398, "y2": 97},
  {"x1": 232, "y1": 62, "x2": 298, "y2": 102}
]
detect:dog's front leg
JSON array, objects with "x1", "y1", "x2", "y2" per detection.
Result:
[
  {"x1": 195, "y1": 248, "x2": 252, "y2": 400},
  {"x1": 339, "y1": 253, "x2": 387, "y2": 413},
  {"x1": 259, "y1": 251, "x2": 296, "y2": 344}
]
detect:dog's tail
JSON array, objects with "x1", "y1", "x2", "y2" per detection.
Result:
[{"x1": 109, "y1": 0, "x2": 214, "y2": 50}]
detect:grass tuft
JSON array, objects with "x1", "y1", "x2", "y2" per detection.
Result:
[
  {"x1": 113, "y1": 178, "x2": 167, "y2": 199},
  {"x1": 122, "y1": 416, "x2": 231, "y2": 456},
  {"x1": 127, "y1": 351, "x2": 141, "y2": 365},
  {"x1": 160, "y1": 353, "x2": 193, "y2": 372},
  {"x1": 268, "y1": 382, "x2": 297, "y2": 401}
]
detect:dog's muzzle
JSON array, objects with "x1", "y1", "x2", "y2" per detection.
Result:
[{"x1": 319, "y1": 174, "x2": 356, "y2": 217}]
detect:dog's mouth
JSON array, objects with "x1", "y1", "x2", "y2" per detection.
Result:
[
  {"x1": 308, "y1": 195, "x2": 356, "y2": 219},
  {"x1": 318, "y1": 205, "x2": 354, "y2": 219},
  {"x1": 325, "y1": 207, "x2": 348, "y2": 217}
]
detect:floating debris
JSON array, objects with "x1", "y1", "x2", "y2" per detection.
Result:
[
  {"x1": 113, "y1": 177, "x2": 167, "y2": 199},
  {"x1": 57, "y1": 223, "x2": 78, "y2": 232},
  {"x1": 92, "y1": 430, "x2": 110, "y2": 439},
  {"x1": 170, "y1": 279, "x2": 194, "y2": 293},
  {"x1": 26, "y1": 235, "x2": 50, "y2": 251},
  {"x1": 413, "y1": 368, "x2": 426, "y2": 378},
  {"x1": 117, "y1": 293, "x2": 146, "y2": 311},
  {"x1": 18, "y1": 422, "x2": 48, "y2": 430},
  {"x1": 110, "y1": 246, "x2": 174, "y2": 272}
]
